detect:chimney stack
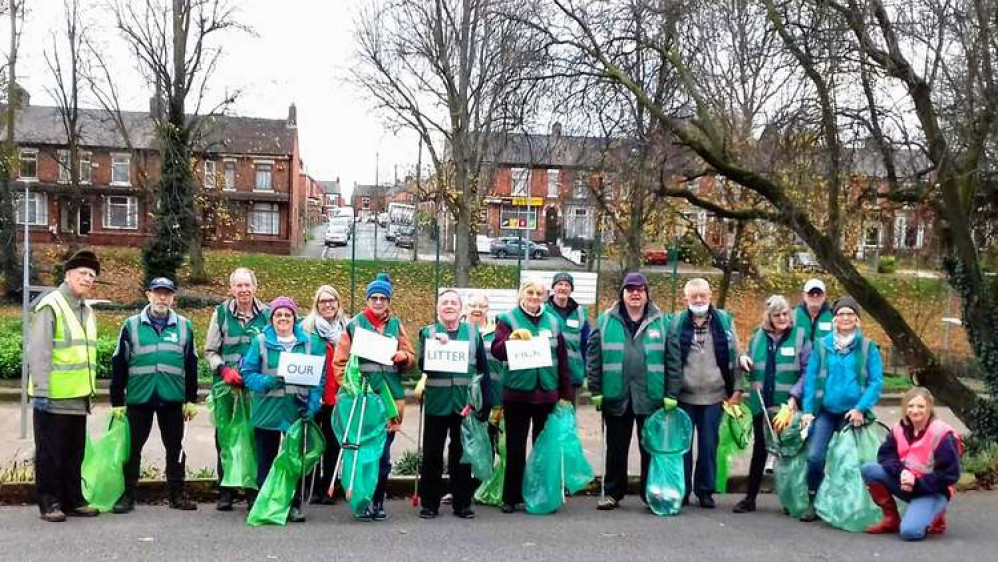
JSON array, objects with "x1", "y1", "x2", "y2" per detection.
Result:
[
  {"x1": 551, "y1": 122, "x2": 563, "y2": 137},
  {"x1": 287, "y1": 103, "x2": 298, "y2": 129}
]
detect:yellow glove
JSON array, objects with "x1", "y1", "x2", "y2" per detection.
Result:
[
  {"x1": 663, "y1": 397, "x2": 678, "y2": 411},
  {"x1": 183, "y1": 402, "x2": 198, "y2": 421},
  {"x1": 509, "y1": 329, "x2": 533, "y2": 341},
  {"x1": 723, "y1": 401, "x2": 745, "y2": 418},
  {"x1": 415, "y1": 374, "x2": 428, "y2": 402},
  {"x1": 489, "y1": 406, "x2": 503, "y2": 425},
  {"x1": 110, "y1": 406, "x2": 127, "y2": 421}
]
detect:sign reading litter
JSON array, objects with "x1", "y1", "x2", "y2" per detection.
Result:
[
  {"x1": 505, "y1": 338, "x2": 553, "y2": 371},
  {"x1": 423, "y1": 339, "x2": 471, "y2": 374},
  {"x1": 351, "y1": 327, "x2": 399, "y2": 366},
  {"x1": 277, "y1": 352, "x2": 325, "y2": 387}
]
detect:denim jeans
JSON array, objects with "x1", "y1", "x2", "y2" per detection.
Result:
[
  {"x1": 679, "y1": 402, "x2": 723, "y2": 499},
  {"x1": 861, "y1": 462, "x2": 948, "y2": 541},
  {"x1": 806, "y1": 410, "x2": 848, "y2": 492}
]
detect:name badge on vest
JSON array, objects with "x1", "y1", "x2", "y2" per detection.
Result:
[
  {"x1": 818, "y1": 321, "x2": 832, "y2": 331},
  {"x1": 164, "y1": 332, "x2": 179, "y2": 343},
  {"x1": 648, "y1": 329, "x2": 661, "y2": 340},
  {"x1": 566, "y1": 319, "x2": 580, "y2": 328},
  {"x1": 539, "y1": 329, "x2": 553, "y2": 339},
  {"x1": 780, "y1": 346, "x2": 796, "y2": 357}
]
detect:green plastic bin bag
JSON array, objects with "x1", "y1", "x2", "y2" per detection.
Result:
[
  {"x1": 715, "y1": 402, "x2": 752, "y2": 493},
  {"x1": 332, "y1": 387, "x2": 387, "y2": 516},
  {"x1": 764, "y1": 411, "x2": 809, "y2": 518},
  {"x1": 461, "y1": 375, "x2": 493, "y2": 481},
  {"x1": 642, "y1": 407, "x2": 693, "y2": 516},
  {"x1": 220, "y1": 389, "x2": 258, "y2": 490},
  {"x1": 81, "y1": 413, "x2": 131, "y2": 513},
  {"x1": 247, "y1": 419, "x2": 325, "y2": 526},
  {"x1": 815, "y1": 422, "x2": 889, "y2": 532},
  {"x1": 474, "y1": 423, "x2": 505, "y2": 507},
  {"x1": 523, "y1": 403, "x2": 594, "y2": 514},
  {"x1": 207, "y1": 379, "x2": 234, "y2": 430}
]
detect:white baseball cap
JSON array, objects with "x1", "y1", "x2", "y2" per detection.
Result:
[{"x1": 803, "y1": 278, "x2": 826, "y2": 294}]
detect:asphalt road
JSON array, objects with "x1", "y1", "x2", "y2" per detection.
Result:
[{"x1": 1, "y1": 492, "x2": 994, "y2": 561}]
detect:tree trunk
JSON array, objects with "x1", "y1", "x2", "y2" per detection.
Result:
[
  {"x1": 453, "y1": 156, "x2": 471, "y2": 286},
  {"x1": 188, "y1": 231, "x2": 207, "y2": 283},
  {"x1": 716, "y1": 221, "x2": 744, "y2": 309},
  {"x1": 625, "y1": 190, "x2": 644, "y2": 272}
]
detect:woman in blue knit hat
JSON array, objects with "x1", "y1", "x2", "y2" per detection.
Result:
[{"x1": 332, "y1": 273, "x2": 416, "y2": 521}]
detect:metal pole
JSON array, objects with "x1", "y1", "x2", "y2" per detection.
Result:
[
  {"x1": 350, "y1": 219, "x2": 357, "y2": 315},
  {"x1": 434, "y1": 223, "x2": 441, "y2": 297},
  {"x1": 19, "y1": 181, "x2": 30, "y2": 439},
  {"x1": 374, "y1": 214, "x2": 379, "y2": 262},
  {"x1": 413, "y1": 138, "x2": 422, "y2": 263},
  {"x1": 594, "y1": 231, "x2": 603, "y2": 314},
  {"x1": 524, "y1": 202, "x2": 531, "y2": 270},
  {"x1": 670, "y1": 235, "x2": 680, "y2": 312}
]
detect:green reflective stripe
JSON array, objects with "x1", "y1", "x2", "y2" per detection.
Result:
[
  {"x1": 129, "y1": 364, "x2": 184, "y2": 376},
  {"x1": 222, "y1": 336, "x2": 251, "y2": 345},
  {"x1": 50, "y1": 362, "x2": 93, "y2": 371},
  {"x1": 562, "y1": 333, "x2": 581, "y2": 343},
  {"x1": 426, "y1": 377, "x2": 471, "y2": 387},
  {"x1": 602, "y1": 362, "x2": 624, "y2": 372},
  {"x1": 647, "y1": 364, "x2": 665, "y2": 373},
  {"x1": 359, "y1": 362, "x2": 385, "y2": 372},
  {"x1": 602, "y1": 343, "x2": 625, "y2": 351},
  {"x1": 566, "y1": 349, "x2": 583, "y2": 359},
  {"x1": 52, "y1": 339, "x2": 92, "y2": 348},
  {"x1": 222, "y1": 353, "x2": 242, "y2": 362}
]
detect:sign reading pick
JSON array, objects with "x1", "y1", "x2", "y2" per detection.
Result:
[
  {"x1": 277, "y1": 352, "x2": 325, "y2": 387},
  {"x1": 423, "y1": 339, "x2": 471, "y2": 373},
  {"x1": 505, "y1": 338, "x2": 553, "y2": 371}
]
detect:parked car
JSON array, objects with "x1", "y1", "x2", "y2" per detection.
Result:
[
  {"x1": 395, "y1": 226, "x2": 415, "y2": 249},
  {"x1": 489, "y1": 237, "x2": 549, "y2": 259},
  {"x1": 325, "y1": 223, "x2": 350, "y2": 246},
  {"x1": 377, "y1": 212, "x2": 389, "y2": 229},
  {"x1": 642, "y1": 247, "x2": 670, "y2": 265}
]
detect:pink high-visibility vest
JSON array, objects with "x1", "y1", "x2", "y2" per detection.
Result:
[{"x1": 892, "y1": 418, "x2": 958, "y2": 477}]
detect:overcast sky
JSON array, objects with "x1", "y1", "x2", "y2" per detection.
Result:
[{"x1": 5, "y1": 0, "x2": 420, "y2": 199}]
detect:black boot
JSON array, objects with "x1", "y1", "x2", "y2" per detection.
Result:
[
  {"x1": 216, "y1": 488, "x2": 234, "y2": 511},
  {"x1": 112, "y1": 491, "x2": 135, "y2": 514},
  {"x1": 169, "y1": 491, "x2": 197, "y2": 511},
  {"x1": 800, "y1": 492, "x2": 818, "y2": 522}
]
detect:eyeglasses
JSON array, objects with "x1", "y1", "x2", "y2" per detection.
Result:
[
  {"x1": 836, "y1": 311, "x2": 857, "y2": 318},
  {"x1": 318, "y1": 298, "x2": 338, "y2": 305},
  {"x1": 272, "y1": 312, "x2": 295, "y2": 319},
  {"x1": 368, "y1": 295, "x2": 389, "y2": 303},
  {"x1": 624, "y1": 286, "x2": 647, "y2": 293}
]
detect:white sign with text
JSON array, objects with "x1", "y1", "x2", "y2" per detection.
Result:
[
  {"x1": 506, "y1": 337, "x2": 553, "y2": 371},
  {"x1": 423, "y1": 339, "x2": 471, "y2": 373},
  {"x1": 277, "y1": 352, "x2": 325, "y2": 386},
  {"x1": 351, "y1": 327, "x2": 399, "y2": 366}
]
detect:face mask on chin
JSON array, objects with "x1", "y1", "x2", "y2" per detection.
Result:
[{"x1": 689, "y1": 303, "x2": 710, "y2": 316}]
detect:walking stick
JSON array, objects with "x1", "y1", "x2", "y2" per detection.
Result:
[
  {"x1": 411, "y1": 400, "x2": 424, "y2": 507},
  {"x1": 599, "y1": 415, "x2": 607, "y2": 502}
]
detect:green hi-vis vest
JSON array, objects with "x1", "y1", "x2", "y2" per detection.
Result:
[
  {"x1": 813, "y1": 334, "x2": 873, "y2": 413},
  {"x1": 498, "y1": 307, "x2": 560, "y2": 393},
  {"x1": 794, "y1": 305, "x2": 833, "y2": 342},
  {"x1": 550, "y1": 304, "x2": 587, "y2": 386},
  {"x1": 482, "y1": 329, "x2": 505, "y2": 407},
  {"x1": 216, "y1": 302, "x2": 270, "y2": 371},
  {"x1": 124, "y1": 312, "x2": 192, "y2": 405},
  {"x1": 669, "y1": 308, "x2": 738, "y2": 386},
  {"x1": 421, "y1": 323, "x2": 478, "y2": 416},
  {"x1": 745, "y1": 326, "x2": 806, "y2": 415},
  {"x1": 597, "y1": 310, "x2": 668, "y2": 402},
  {"x1": 347, "y1": 314, "x2": 405, "y2": 399},
  {"x1": 29, "y1": 290, "x2": 97, "y2": 400},
  {"x1": 251, "y1": 332, "x2": 325, "y2": 430}
]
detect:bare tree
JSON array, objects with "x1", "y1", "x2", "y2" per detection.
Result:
[
  {"x1": 111, "y1": 0, "x2": 244, "y2": 284},
  {"x1": 0, "y1": 0, "x2": 25, "y2": 298},
  {"x1": 548, "y1": 0, "x2": 998, "y2": 437},
  {"x1": 353, "y1": 0, "x2": 548, "y2": 285}
]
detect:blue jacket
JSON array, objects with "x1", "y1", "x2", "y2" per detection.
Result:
[
  {"x1": 803, "y1": 331, "x2": 883, "y2": 414},
  {"x1": 242, "y1": 323, "x2": 324, "y2": 431}
]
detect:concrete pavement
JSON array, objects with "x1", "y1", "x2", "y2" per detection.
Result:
[{"x1": 0, "y1": 493, "x2": 994, "y2": 561}]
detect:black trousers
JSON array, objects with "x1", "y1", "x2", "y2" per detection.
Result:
[
  {"x1": 420, "y1": 413, "x2": 473, "y2": 512},
  {"x1": 603, "y1": 408, "x2": 650, "y2": 502},
  {"x1": 123, "y1": 403, "x2": 186, "y2": 495},
  {"x1": 254, "y1": 428, "x2": 303, "y2": 508},
  {"x1": 502, "y1": 401, "x2": 555, "y2": 505},
  {"x1": 308, "y1": 405, "x2": 341, "y2": 499},
  {"x1": 34, "y1": 409, "x2": 88, "y2": 513},
  {"x1": 744, "y1": 413, "x2": 767, "y2": 500}
]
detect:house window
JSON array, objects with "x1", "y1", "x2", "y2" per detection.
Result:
[
  {"x1": 223, "y1": 160, "x2": 236, "y2": 191},
  {"x1": 104, "y1": 196, "x2": 138, "y2": 229},
  {"x1": 547, "y1": 169, "x2": 560, "y2": 198},
  {"x1": 254, "y1": 162, "x2": 273, "y2": 191},
  {"x1": 361, "y1": 197, "x2": 371, "y2": 210},
  {"x1": 111, "y1": 153, "x2": 131, "y2": 185},
  {"x1": 565, "y1": 206, "x2": 594, "y2": 240},
  {"x1": 573, "y1": 175, "x2": 589, "y2": 199},
  {"x1": 79, "y1": 152, "x2": 92, "y2": 183},
  {"x1": 18, "y1": 149, "x2": 38, "y2": 180},
  {"x1": 58, "y1": 150, "x2": 71, "y2": 183},
  {"x1": 204, "y1": 160, "x2": 217, "y2": 189},
  {"x1": 499, "y1": 205, "x2": 537, "y2": 231},
  {"x1": 864, "y1": 225, "x2": 882, "y2": 247},
  {"x1": 14, "y1": 192, "x2": 47, "y2": 225},
  {"x1": 249, "y1": 203, "x2": 280, "y2": 235},
  {"x1": 511, "y1": 168, "x2": 529, "y2": 196}
]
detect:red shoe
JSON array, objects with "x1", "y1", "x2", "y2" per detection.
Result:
[
  {"x1": 864, "y1": 483, "x2": 900, "y2": 534},
  {"x1": 927, "y1": 510, "x2": 947, "y2": 535}
]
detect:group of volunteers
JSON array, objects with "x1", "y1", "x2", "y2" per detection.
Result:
[{"x1": 26, "y1": 249, "x2": 961, "y2": 542}]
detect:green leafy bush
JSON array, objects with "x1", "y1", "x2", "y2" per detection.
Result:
[
  {"x1": 877, "y1": 256, "x2": 897, "y2": 274},
  {"x1": 962, "y1": 442, "x2": 998, "y2": 489}
]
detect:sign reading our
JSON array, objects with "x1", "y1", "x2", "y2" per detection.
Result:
[
  {"x1": 505, "y1": 337, "x2": 553, "y2": 371},
  {"x1": 423, "y1": 339, "x2": 471, "y2": 373},
  {"x1": 351, "y1": 327, "x2": 399, "y2": 366},
  {"x1": 277, "y1": 352, "x2": 325, "y2": 387}
]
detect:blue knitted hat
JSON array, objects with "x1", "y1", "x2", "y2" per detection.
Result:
[{"x1": 366, "y1": 272, "x2": 393, "y2": 300}]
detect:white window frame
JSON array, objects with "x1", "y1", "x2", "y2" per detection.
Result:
[
  {"x1": 79, "y1": 151, "x2": 92, "y2": 184},
  {"x1": 18, "y1": 148, "x2": 38, "y2": 181},
  {"x1": 254, "y1": 160, "x2": 274, "y2": 192},
  {"x1": 864, "y1": 224, "x2": 882, "y2": 248},
  {"x1": 58, "y1": 150, "x2": 72, "y2": 183},
  {"x1": 14, "y1": 191, "x2": 48, "y2": 226},
  {"x1": 110, "y1": 152, "x2": 132, "y2": 186},
  {"x1": 103, "y1": 196, "x2": 138, "y2": 230},
  {"x1": 511, "y1": 168, "x2": 530, "y2": 197},
  {"x1": 222, "y1": 159, "x2": 236, "y2": 191},
  {"x1": 546, "y1": 169, "x2": 560, "y2": 198},
  {"x1": 361, "y1": 197, "x2": 371, "y2": 210},
  {"x1": 499, "y1": 205, "x2": 537, "y2": 231},
  {"x1": 204, "y1": 160, "x2": 217, "y2": 189},
  {"x1": 565, "y1": 206, "x2": 594, "y2": 240},
  {"x1": 573, "y1": 174, "x2": 589, "y2": 199},
  {"x1": 248, "y1": 202, "x2": 280, "y2": 235}
]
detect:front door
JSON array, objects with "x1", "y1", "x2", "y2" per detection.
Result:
[
  {"x1": 544, "y1": 206, "x2": 559, "y2": 244},
  {"x1": 78, "y1": 204, "x2": 91, "y2": 235}
]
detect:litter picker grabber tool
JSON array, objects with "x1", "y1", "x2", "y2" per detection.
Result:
[
  {"x1": 299, "y1": 423, "x2": 310, "y2": 518},
  {"x1": 411, "y1": 400, "x2": 424, "y2": 507},
  {"x1": 178, "y1": 419, "x2": 188, "y2": 464},
  {"x1": 329, "y1": 383, "x2": 363, "y2": 497},
  {"x1": 345, "y1": 381, "x2": 371, "y2": 500},
  {"x1": 599, "y1": 416, "x2": 607, "y2": 502},
  {"x1": 756, "y1": 387, "x2": 778, "y2": 444}
]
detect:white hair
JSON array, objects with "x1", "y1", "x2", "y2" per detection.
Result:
[
  {"x1": 229, "y1": 267, "x2": 258, "y2": 287},
  {"x1": 684, "y1": 277, "x2": 711, "y2": 295}
]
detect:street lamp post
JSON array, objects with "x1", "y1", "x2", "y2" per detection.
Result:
[{"x1": 19, "y1": 181, "x2": 31, "y2": 439}]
